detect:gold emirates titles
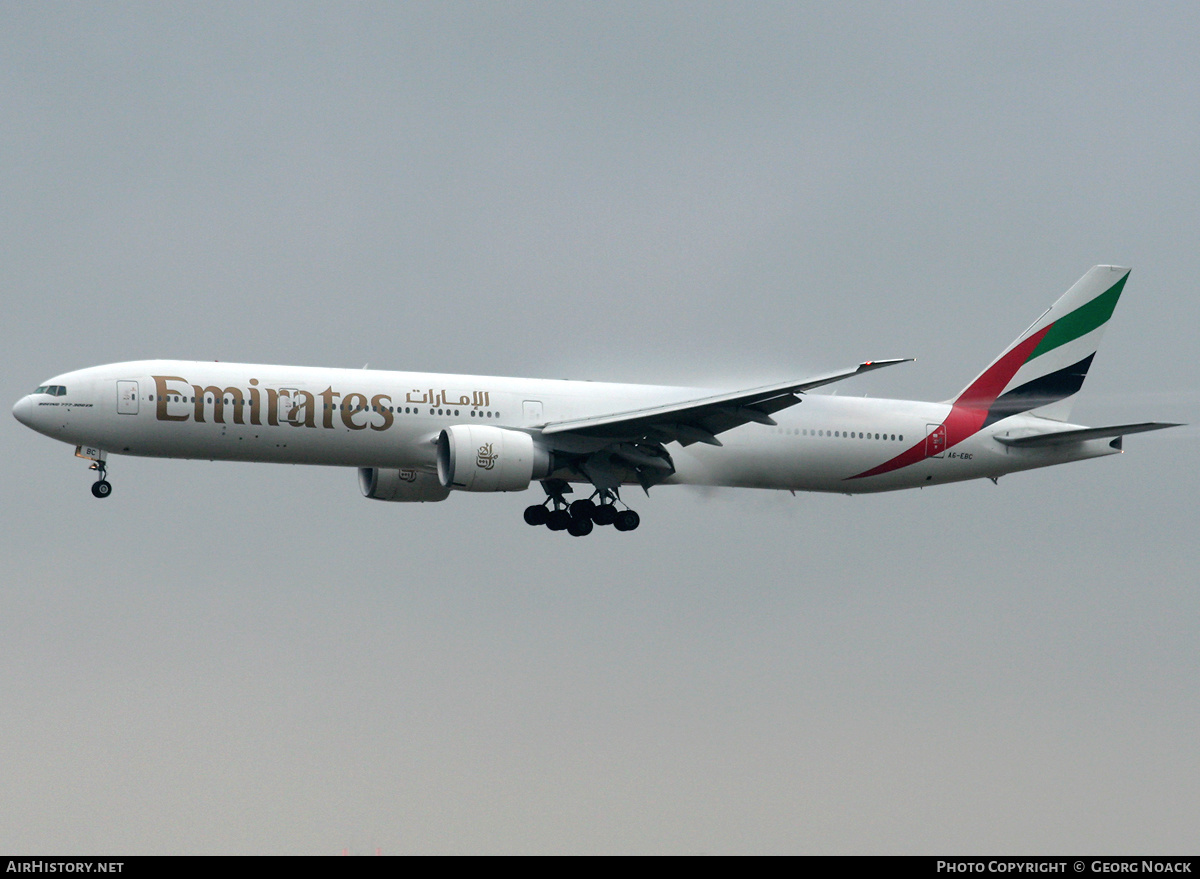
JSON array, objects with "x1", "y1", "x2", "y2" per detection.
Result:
[{"x1": 151, "y1": 375, "x2": 493, "y2": 432}]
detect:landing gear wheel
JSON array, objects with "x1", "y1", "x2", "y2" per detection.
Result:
[
  {"x1": 569, "y1": 499, "x2": 596, "y2": 520},
  {"x1": 91, "y1": 480, "x2": 112, "y2": 499},
  {"x1": 524, "y1": 504, "x2": 549, "y2": 526},
  {"x1": 613, "y1": 509, "x2": 640, "y2": 532},
  {"x1": 546, "y1": 509, "x2": 571, "y2": 532},
  {"x1": 567, "y1": 516, "x2": 594, "y2": 537},
  {"x1": 592, "y1": 504, "x2": 618, "y2": 526}
]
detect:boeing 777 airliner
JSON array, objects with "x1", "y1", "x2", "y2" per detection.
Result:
[{"x1": 12, "y1": 266, "x2": 1178, "y2": 534}]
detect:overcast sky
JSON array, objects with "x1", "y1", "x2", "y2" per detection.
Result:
[{"x1": 2, "y1": 2, "x2": 1198, "y2": 854}]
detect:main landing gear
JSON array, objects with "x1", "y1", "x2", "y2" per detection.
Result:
[
  {"x1": 89, "y1": 459, "x2": 112, "y2": 499},
  {"x1": 523, "y1": 483, "x2": 640, "y2": 536}
]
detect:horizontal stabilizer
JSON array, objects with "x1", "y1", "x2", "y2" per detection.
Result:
[{"x1": 995, "y1": 422, "x2": 1182, "y2": 448}]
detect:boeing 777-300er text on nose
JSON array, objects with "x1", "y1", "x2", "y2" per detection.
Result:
[{"x1": 13, "y1": 266, "x2": 1179, "y2": 535}]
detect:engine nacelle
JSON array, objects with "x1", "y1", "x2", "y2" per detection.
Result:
[
  {"x1": 436, "y1": 425, "x2": 551, "y2": 492},
  {"x1": 359, "y1": 467, "x2": 451, "y2": 502}
]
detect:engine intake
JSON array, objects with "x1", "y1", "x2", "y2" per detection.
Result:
[{"x1": 436, "y1": 425, "x2": 551, "y2": 491}]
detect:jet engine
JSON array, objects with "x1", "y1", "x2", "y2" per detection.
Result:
[
  {"x1": 359, "y1": 467, "x2": 450, "y2": 502},
  {"x1": 436, "y1": 425, "x2": 552, "y2": 491}
]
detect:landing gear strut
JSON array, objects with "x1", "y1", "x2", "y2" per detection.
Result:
[
  {"x1": 523, "y1": 480, "x2": 639, "y2": 535},
  {"x1": 89, "y1": 459, "x2": 112, "y2": 499}
]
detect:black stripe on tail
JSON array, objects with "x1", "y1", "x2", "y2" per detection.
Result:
[{"x1": 982, "y1": 354, "x2": 1095, "y2": 429}]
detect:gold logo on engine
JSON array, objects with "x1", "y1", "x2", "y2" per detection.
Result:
[{"x1": 476, "y1": 442, "x2": 498, "y2": 470}]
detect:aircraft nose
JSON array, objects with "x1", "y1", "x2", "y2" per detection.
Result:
[{"x1": 12, "y1": 395, "x2": 34, "y2": 427}]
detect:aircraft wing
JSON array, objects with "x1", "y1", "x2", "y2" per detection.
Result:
[
  {"x1": 541, "y1": 358, "x2": 912, "y2": 446},
  {"x1": 994, "y1": 421, "x2": 1182, "y2": 448}
]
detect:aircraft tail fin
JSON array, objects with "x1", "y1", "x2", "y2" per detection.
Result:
[{"x1": 951, "y1": 265, "x2": 1130, "y2": 426}]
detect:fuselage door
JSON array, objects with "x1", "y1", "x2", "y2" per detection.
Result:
[
  {"x1": 117, "y1": 381, "x2": 139, "y2": 415},
  {"x1": 523, "y1": 400, "x2": 544, "y2": 424},
  {"x1": 278, "y1": 388, "x2": 300, "y2": 425},
  {"x1": 925, "y1": 422, "x2": 947, "y2": 458}
]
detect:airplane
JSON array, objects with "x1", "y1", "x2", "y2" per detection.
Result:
[{"x1": 12, "y1": 266, "x2": 1179, "y2": 535}]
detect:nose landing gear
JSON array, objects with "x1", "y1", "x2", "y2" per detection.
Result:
[{"x1": 88, "y1": 459, "x2": 112, "y2": 499}]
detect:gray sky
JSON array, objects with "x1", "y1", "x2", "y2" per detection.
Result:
[{"x1": 2, "y1": 2, "x2": 1197, "y2": 854}]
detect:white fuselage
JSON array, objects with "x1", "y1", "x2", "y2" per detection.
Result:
[{"x1": 12, "y1": 359, "x2": 1119, "y2": 495}]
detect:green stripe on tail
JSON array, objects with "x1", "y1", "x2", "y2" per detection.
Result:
[{"x1": 1029, "y1": 271, "x2": 1128, "y2": 361}]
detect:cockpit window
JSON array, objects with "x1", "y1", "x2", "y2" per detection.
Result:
[
  {"x1": 34, "y1": 386, "x2": 48, "y2": 395},
  {"x1": 32, "y1": 385, "x2": 67, "y2": 396},
  {"x1": 54, "y1": 386, "x2": 66, "y2": 396}
]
